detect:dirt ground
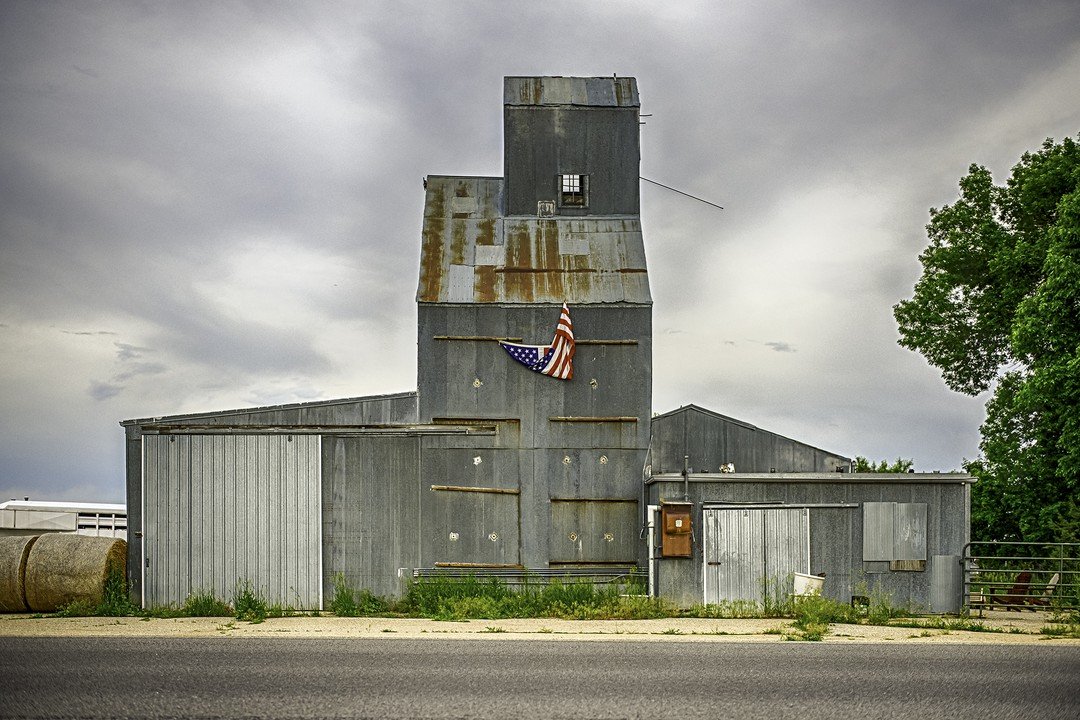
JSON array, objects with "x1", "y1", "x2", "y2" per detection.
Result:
[{"x1": 1, "y1": 609, "x2": 1077, "y2": 644}]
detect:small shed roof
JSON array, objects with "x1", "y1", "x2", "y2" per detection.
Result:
[{"x1": 417, "y1": 176, "x2": 650, "y2": 305}]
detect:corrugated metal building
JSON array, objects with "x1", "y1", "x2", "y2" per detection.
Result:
[
  {"x1": 121, "y1": 75, "x2": 971, "y2": 612},
  {"x1": 122, "y1": 76, "x2": 653, "y2": 609},
  {"x1": 647, "y1": 471, "x2": 972, "y2": 612}
]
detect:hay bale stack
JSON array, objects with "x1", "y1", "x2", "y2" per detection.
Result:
[
  {"x1": 24, "y1": 534, "x2": 127, "y2": 613},
  {"x1": 0, "y1": 535, "x2": 39, "y2": 612}
]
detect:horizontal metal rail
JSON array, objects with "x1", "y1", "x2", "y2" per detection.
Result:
[
  {"x1": 411, "y1": 566, "x2": 644, "y2": 589},
  {"x1": 962, "y1": 541, "x2": 1080, "y2": 614}
]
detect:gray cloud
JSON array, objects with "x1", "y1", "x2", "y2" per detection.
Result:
[{"x1": 2, "y1": 0, "x2": 1079, "y2": 501}]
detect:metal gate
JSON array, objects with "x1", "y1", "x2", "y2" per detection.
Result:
[
  {"x1": 703, "y1": 507, "x2": 809, "y2": 605},
  {"x1": 142, "y1": 434, "x2": 322, "y2": 609}
]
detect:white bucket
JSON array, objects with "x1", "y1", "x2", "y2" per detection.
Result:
[{"x1": 793, "y1": 572, "x2": 825, "y2": 596}]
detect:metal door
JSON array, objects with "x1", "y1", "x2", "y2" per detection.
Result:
[
  {"x1": 703, "y1": 507, "x2": 809, "y2": 605},
  {"x1": 142, "y1": 434, "x2": 322, "y2": 609}
]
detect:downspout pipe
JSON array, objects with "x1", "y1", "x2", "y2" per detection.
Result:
[
  {"x1": 682, "y1": 455, "x2": 690, "y2": 502},
  {"x1": 647, "y1": 504, "x2": 659, "y2": 597}
]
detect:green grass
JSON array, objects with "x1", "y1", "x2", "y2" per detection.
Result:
[{"x1": 400, "y1": 574, "x2": 669, "y2": 621}]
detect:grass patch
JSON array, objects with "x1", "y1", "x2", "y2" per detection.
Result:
[
  {"x1": 182, "y1": 590, "x2": 232, "y2": 617},
  {"x1": 330, "y1": 573, "x2": 392, "y2": 617},
  {"x1": 681, "y1": 599, "x2": 764, "y2": 619},
  {"x1": 1040, "y1": 624, "x2": 1080, "y2": 639},
  {"x1": 887, "y1": 617, "x2": 1005, "y2": 633},
  {"x1": 401, "y1": 574, "x2": 670, "y2": 621}
]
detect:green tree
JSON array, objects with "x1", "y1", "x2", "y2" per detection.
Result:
[
  {"x1": 853, "y1": 457, "x2": 914, "y2": 473},
  {"x1": 894, "y1": 136, "x2": 1080, "y2": 544}
]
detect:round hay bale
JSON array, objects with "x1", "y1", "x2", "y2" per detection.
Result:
[
  {"x1": 0, "y1": 535, "x2": 39, "y2": 612},
  {"x1": 24, "y1": 534, "x2": 127, "y2": 613}
]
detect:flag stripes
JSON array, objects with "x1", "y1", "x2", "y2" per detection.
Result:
[{"x1": 499, "y1": 303, "x2": 576, "y2": 381}]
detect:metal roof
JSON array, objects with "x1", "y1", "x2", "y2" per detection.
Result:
[
  {"x1": 0, "y1": 500, "x2": 126, "y2": 513},
  {"x1": 504, "y1": 76, "x2": 639, "y2": 107},
  {"x1": 120, "y1": 390, "x2": 417, "y2": 426},
  {"x1": 648, "y1": 473, "x2": 976, "y2": 485},
  {"x1": 416, "y1": 176, "x2": 651, "y2": 305}
]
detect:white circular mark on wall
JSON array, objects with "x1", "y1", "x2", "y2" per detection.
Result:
[
  {"x1": 589, "y1": 378, "x2": 599, "y2": 389},
  {"x1": 599, "y1": 455, "x2": 608, "y2": 465},
  {"x1": 473, "y1": 378, "x2": 483, "y2": 388},
  {"x1": 563, "y1": 455, "x2": 572, "y2": 465},
  {"x1": 449, "y1": 532, "x2": 459, "y2": 542},
  {"x1": 473, "y1": 456, "x2": 483, "y2": 465},
  {"x1": 488, "y1": 532, "x2": 499, "y2": 542},
  {"x1": 603, "y1": 533, "x2": 614, "y2": 543}
]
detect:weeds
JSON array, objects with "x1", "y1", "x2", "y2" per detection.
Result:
[
  {"x1": 97, "y1": 563, "x2": 141, "y2": 616},
  {"x1": 55, "y1": 562, "x2": 139, "y2": 618},
  {"x1": 330, "y1": 573, "x2": 391, "y2": 617},
  {"x1": 233, "y1": 581, "x2": 268, "y2": 624},
  {"x1": 182, "y1": 590, "x2": 232, "y2": 617}
]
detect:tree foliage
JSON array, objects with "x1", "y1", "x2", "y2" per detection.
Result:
[
  {"x1": 894, "y1": 136, "x2": 1080, "y2": 543},
  {"x1": 853, "y1": 457, "x2": 914, "y2": 473}
]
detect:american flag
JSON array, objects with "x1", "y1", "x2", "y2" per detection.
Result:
[{"x1": 499, "y1": 303, "x2": 575, "y2": 380}]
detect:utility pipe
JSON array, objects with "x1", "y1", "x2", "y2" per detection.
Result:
[{"x1": 647, "y1": 504, "x2": 659, "y2": 598}]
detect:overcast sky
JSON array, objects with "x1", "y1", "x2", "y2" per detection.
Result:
[{"x1": 2, "y1": 1, "x2": 1079, "y2": 503}]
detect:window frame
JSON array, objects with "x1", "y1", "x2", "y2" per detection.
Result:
[{"x1": 558, "y1": 173, "x2": 588, "y2": 208}]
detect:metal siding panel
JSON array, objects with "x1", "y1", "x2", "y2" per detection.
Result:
[
  {"x1": 169, "y1": 436, "x2": 184, "y2": 605},
  {"x1": 447, "y1": 264, "x2": 475, "y2": 303},
  {"x1": 703, "y1": 508, "x2": 761, "y2": 603},
  {"x1": 863, "y1": 502, "x2": 894, "y2": 561},
  {"x1": 323, "y1": 435, "x2": 421, "y2": 599},
  {"x1": 223, "y1": 436, "x2": 237, "y2": 600},
  {"x1": 549, "y1": 500, "x2": 637, "y2": 563},
  {"x1": 894, "y1": 502, "x2": 927, "y2": 561},
  {"x1": 764, "y1": 509, "x2": 810, "y2": 599},
  {"x1": 144, "y1": 438, "x2": 157, "y2": 606},
  {"x1": 703, "y1": 508, "x2": 809, "y2": 604}
]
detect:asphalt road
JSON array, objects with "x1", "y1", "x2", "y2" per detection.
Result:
[{"x1": 1, "y1": 637, "x2": 1078, "y2": 719}]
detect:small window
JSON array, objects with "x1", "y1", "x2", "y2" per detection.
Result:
[{"x1": 559, "y1": 174, "x2": 587, "y2": 207}]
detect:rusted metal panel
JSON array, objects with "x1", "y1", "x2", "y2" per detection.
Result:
[{"x1": 549, "y1": 499, "x2": 637, "y2": 564}]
